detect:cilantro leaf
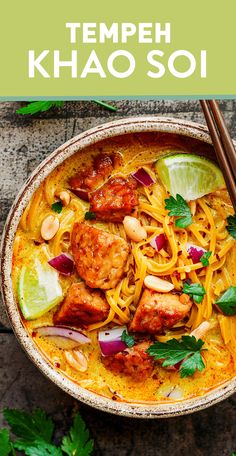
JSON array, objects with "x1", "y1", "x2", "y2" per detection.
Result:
[
  {"x1": 23, "y1": 441, "x2": 62, "y2": 456},
  {"x1": 61, "y1": 413, "x2": 94, "y2": 456},
  {"x1": 121, "y1": 330, "x2": 135, "y2": 348},
  {"x1": 0, "y1": 429, "x2": 13, "y2": 456},
  {"x1": 183, "y1": 282, "x2": 206, "y2": 303},
  {"x1": 226, "y1": 215, "x2": 236, "y2": 240},
  {"x1": 180, "y1": 351, "x2": 205, "y2": 378},
  {"x1": 4, "y1": 408, "x2": 54, "y2": 449},
  {"x1": 16, "y1": 101, "x2": 64, "y2": 115},
  {"x1": 147, "y1": 335, "x2": 206, "y2": 378},
  {"x1": 200, "y1": 251, "x2": 212, "y2": 267},
  {"x1": 85, "y1": 211, "x2": 96, "y2": 220},
  {"x1": 51, "y1": 201, "x2": 63, "y2": 214},
  {"x1": 165, "y1": 194, "x2": 192, "y2": 228},
  {"x1": 215, "y1": 286, "x2": 236, "y2": 316}
]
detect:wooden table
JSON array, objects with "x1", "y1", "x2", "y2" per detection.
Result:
[{"x1": 0, "y1": 100, "x2": 236, "y2": 455}]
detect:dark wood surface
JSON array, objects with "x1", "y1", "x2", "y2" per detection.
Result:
[{"x1": 0, "y1": 100, "x2": 236, "y2": 455}]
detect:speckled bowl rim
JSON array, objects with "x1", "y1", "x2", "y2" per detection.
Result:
[{"x1": 1, "y1": 116, "x2": 236, "y2": 419}]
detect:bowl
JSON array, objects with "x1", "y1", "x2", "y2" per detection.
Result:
[{"x1": 1, "y1": 116, "x2": 236, "y2": 418}]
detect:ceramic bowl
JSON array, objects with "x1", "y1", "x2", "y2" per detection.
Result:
[{"x1": 1, "y1": 116, "x2": 236, "y2": 418}]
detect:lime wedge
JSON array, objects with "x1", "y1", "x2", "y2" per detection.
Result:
[
  {"x1": 18, "y1": 258, "x2": 64, "y2": 320},
  {"x1": 155, "y1": 153, "x2": 225, "y2": 201}
]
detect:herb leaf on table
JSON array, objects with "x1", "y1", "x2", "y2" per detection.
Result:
[
  {"x1": 164, "y1": 194, "x2": 192, "y2": 228},
  {"x1": 0, "y1": 429, "x2": 14, "y2": 456},
  {"x1": 61, "y1": 413, "x2": 94, "y2": 456},
  {"x1": 215, "y1": 286, "x2": 236, "y2": 316},
  {"x1": 92, "y1": 100, "x2": 117, "y2": 112},
  {"x1": 4, "y1": 408, "x2": 54, "y2": 450},
  {"x1": 147, "y1": 335, "x2": 206, "y2": 378},
  {"x1": 23, "y1": 441, "x2": 63, "y2": 456},
  {"x1": 2, "y1": 408, "x2": 94, "y2": 455},
  {"x1": 16, "y1": 101, "x2": 64, "y2": 115}
]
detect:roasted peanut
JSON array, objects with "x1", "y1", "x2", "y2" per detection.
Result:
[
  {"x1": 123, "y1": 216, "x2": 147, "y2": 242},
  {"x1": 64, "y1": 350, "x2": 88, "y2": 372},
  {"x1": 41, "y1": 215, "x2": 59, "y2": 240},
  {"x1": 59, "y1": 191, "x2": 71, "y2": 206},
  {"x1": 190, "y1": 321, "x2": 216, "y2": 340},
  {"x1": 144, "y1": 275, "x2": 174, "y2": 293}
]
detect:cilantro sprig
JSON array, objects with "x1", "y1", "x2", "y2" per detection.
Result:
[
  {"x1": 0, "y1": 429, "x2": 15, "y2": 456},
  {"x1": 121, "y1": 330, "x2": 135, "y2": 348},
  {"x1": 1, "y1": 408, "x2": 93, "y2": 456},
  {"x1": 147, "y1": 335, "x2": 206, "y2": 378},
  {"x1": 200, "y1": 251, "x2": 212, "y2": 267},
  {"x1": 16, "y1": 100, "x2": 117, "y2": 116},
  {"x1": 165, "y1": 194, "x2": 192, "y2": 228},
  {"x1": 16, "y1": 101, "x2": 64, "y2": 115},
  {"x1": 226, "y1": 215, "x2": 236, "y2": 240},
  {"x1": 183, "y1": 282, "x2": 206, "y2": 304},
  {"x1": 61, "y1": 413, "x2": 94, "y2": 456},
  {"x1": 215, "y1": 286, "x2": 236, "y2": 316}
]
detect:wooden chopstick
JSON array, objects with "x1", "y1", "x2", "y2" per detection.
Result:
[
  {"x1": 208, "y1": 100, "x2": 236, "y2": 179},
  {"x1": 200, "y1": 100, "x2": 236, "y2": 211}
]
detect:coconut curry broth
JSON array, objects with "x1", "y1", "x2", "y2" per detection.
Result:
[{"x1": 12, "y1": 132, "x2": 236, "y2": 403}]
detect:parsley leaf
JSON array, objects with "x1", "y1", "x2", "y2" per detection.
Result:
[
  {"x1": 23, "y1": 441, "x2": 62, "y2": 456},
  {"x1": 147, "y1": 336, "x2": 206, "y2": 378},
  {"x1": 85, "y1": 211, "x2": 96, "y2": 220},
  {"x1": 226, "y1": 215, "x2": 236, "y2": 240},
  {"x1": 180, "y1": 351, "x2": 205, "y2": 378},
  {"x1": 4, "y1": 408, "x2": 54, "y2": 450},
  {"x1": 0, "y1": 429, "x2": 13, "y2": 456},
  {"x1": 121, "y1": 330, "x2": 135, "y2": 348},
  {"x1": 183, "y1": 282, "x2": 206, "y2": 304},
  {"x1": 51, "y1": 201, "x2": 63, "y2": 213},
  {"x1": 165, "y1": 194, "x2": 192, "y2": 228},
  {"x1": 1, "y1": 409, "x2": 94, "y2": 456},
  {"x1": 215, "y1": 286, "x2": 236, "y2": 316},
  {"x1": 200, "y1": 251, "x2": 212, "y2": 266},
  {"x1": 61, "y1": 413, "x2": 94, "y2": 456},
  {"x1": 16, "y1": 101, "x2": 64, "y2": 115}
]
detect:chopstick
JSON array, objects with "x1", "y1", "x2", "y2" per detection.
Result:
[{"x1": 200, "y1": 100, "x2": 236, "y2": 211}]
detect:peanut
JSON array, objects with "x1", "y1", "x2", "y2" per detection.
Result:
[
  {"x1": 123, "y1": 216, "x2": 147, "y2": 242},
  {"x1": 144, "y1": 275, "x2": 174, "y2": 293},
  {"x1": 64, "y1": 350, "x2": 88, "y2": 372},
  {"x1": 41, "y1": 215, "x2": 59, "y2": 241},
  {"x1": 59, "y1": 191, "x2": 70, "y2": 206},
  {"x1": 190, "y1": 321, "x2": 216, "y2": 340}
]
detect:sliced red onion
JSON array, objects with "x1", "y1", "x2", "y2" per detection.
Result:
[
  {"x1": 71, "y1": 188, "x2": 89, "y2": 201},
  {"x1": 35, "y1": 326, "x2": 90, "y2": 344},
  {"x1": 186, "y1": 243, "x2": 207, "y2": 264},
  {"x1": 132, "y1": 168, "x2": 156, "y2": 187},
  {"x1": 98, "y1": 326, "x2": 127, "y2": 356},
  {"x1": 150, "y1": 233, "x2": 166, "y2": 251},
  {"x1": 48, "y1": 253, "x2": 74, "y2": 276}
]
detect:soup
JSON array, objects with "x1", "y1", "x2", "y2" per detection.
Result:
[{"x1": 12, "y1": 132, "x2": 236, "y2": 404}]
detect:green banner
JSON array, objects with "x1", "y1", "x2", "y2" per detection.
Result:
[{"x1": 1, "y1": 0, "x2": 235, "y2": 98}]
